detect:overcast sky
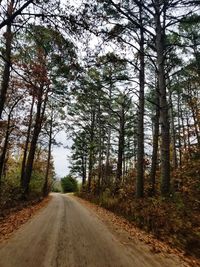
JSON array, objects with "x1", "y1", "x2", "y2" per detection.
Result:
[{"x1": 52, "y1": 130, "x2": 72, "y2": 178}]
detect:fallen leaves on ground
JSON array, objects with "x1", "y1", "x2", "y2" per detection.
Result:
[
  {"x1": 74, "y1": 196, "x2": 200, "y2": 267},
  {"x1": 0, "y1": 196, "x2": 51, "y2": 243}
]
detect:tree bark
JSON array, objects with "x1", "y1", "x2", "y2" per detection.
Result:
[
  {"x1": 20, "y1": 95, "x2": 35, "y2": 186},
  {"x1": 43, "y1": 108, "x2": 53, "y2": 197},
  {"x1": 105, "y1": 83, "x2": 112, "y2": 188},
  {"x1": 149, "y1": 87, "x2": 160, "y2": 195},
  {"x1": 136, "y1": 2, "x2": 145, "y2": 198},
  {"x1": 22, "y1": 86, "x2": 45, "y2": 195},
  {"x1": 191, "y1": 105, "x2": 200, "y2": 146},
  {"x1": 186, "y1": 116, "x2": 191, "y2": 154},
  {"x1": 97, "y1": 99, "x2": 102, "y2": 195},
  {"x1": 0, "y1": 1, "x2": 13, "y2": 119},
  {"x1": 88, "y1": 109, "x2": 95, "y2": 191},
  {"x1": 115, "y1": 102, "x2": 125, "y2": 192},
  {"x1": 81, "y1": 155, "x2": 86, "y2": 187},
  {"x1": 0, "y1": 114, "x2": 11, "y2": 183},
  {"x1": 154, "y1": 1, "x2": 171, "y2": 196},
  {"x1": 0, "y1": 97, "x2": 21, "y2": 187},
  {"x1": 169, "y1": 90, "x2": 178, "y2": 168},
  {"x1": 177, "y1": 92, "x2": 182, "y2": 166}
]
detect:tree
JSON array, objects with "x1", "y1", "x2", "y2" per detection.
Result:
[
  {"x1": 0, "y1": 0, "x2": 14, "y2": 118},
  {"x1": 61, "y1": 175, "x2": 78, "y2": 193},
  {"x1": 0, "y1": 91, "x2": 22, "y2": 184},
  {"x1": 16, "y1": 25, "x2": 78, "y2": 196},
  {"x1": 0, "y1": 0, "x2": 62, "y2": 120},
  {"x1": 69, "y1": 52, "x2": 135, "y2": 194},
  {"x1": 69, "y1": 68, "x2": 101, "y2": 191},
  {"x1": 70, "y1": 131, "x2": 88, "y2": 187},
  {"x1": 95, "y1": 0, "x2": 146, "y2": 197},
  {"x1": 42, "y1": 102, "x2": 65, "y2": 197},
  {"x1": 0, "y1": 0, "x2": 35, "y2": 30}
]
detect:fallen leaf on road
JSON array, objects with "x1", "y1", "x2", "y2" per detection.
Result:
[
  {"x1": 0, "y1": 196, "x2": 51, "y2": 243},
  {"x1": 74, "y1": 196, "x2": 200, "y2": 267}
]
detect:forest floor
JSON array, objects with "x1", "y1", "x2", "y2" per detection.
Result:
[
  {"x1": 0, "y1": 193, "x2": 198, "y2": 267},
  {"x1": 0, "y1": 196, "x2": 51, "y2": 242}
]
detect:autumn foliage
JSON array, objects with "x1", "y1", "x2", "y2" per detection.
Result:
[{"x1": 79, "y1": 151, "x2": 200, "y2": 259}]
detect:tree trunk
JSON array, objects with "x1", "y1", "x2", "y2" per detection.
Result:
[
  {"x1": 88, "y1": 109, "x2": 95, "y2": 191},
  {"x1": 20, "y1": 95, "x2": 35, "y2": 186},
  {"x1": 105, "y1": 82, "x2": 112, "y2": 188},
  {"x1": 186, "y1": 116, "x2": 191, "y2": 154},
  {"x1": 97, "y1": 97, "x2": 102, "y2": 195},
  {"x1": 136, "y1": 3, "x2": 145, "y2": 198},
  {"x1": 177, "y1": 92, "x2": 182, "y2": 166},
  {"x1": 149, "y1": 87, "x2": 159, "y2": 195},
  {"x1": 180, "y1": 107, "x2": 187, "y2": 151},
  {"x1": 105, "y1": 127, "x2": 111, "y2": 187},
  {"x1": 0, "y1": 1, "x2": 13, "y2": 119},
  {"x1": 133, "y1": 118, "x2": 137, "y2": 167},
  {"x1": 154, "y1": 2, "x2": 171, "y2": 196},
  {"x1": 81, "y1": 156, "x2": 86, "y2": 187},
  {"x1": 0, "y1": 97, "x2": 21, "y2": 187},
  {"x1": 43, "y1": 108, "x2": 53, "y2": 197},
  {"x1": 22, "y1": 87, "x2": 44, "y2": 195},
  {"x1": 115, "y1": 104, "x2": 125, "y2": 192},
  {"x1": 191, "y1": 105, "x2": 200, "y2": 146},
  {"x1": 169, "y1": 90, "x2": 178, "y2": 168},
  {"x1": 0, "y1": 113, "x2": 11, "y2": 184},
  {"x1": 97, "y1": 141, "x2": 102, "y2": 195}
]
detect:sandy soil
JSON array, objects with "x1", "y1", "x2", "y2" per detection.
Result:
[{"x1": 0, "y1": 193, "x2": 184, "y2": 267}]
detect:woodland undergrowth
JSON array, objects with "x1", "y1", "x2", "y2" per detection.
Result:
[{"x1": 79, "y1": 158, "x2": 200, "y2": 259}]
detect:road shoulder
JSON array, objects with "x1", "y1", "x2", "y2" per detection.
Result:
[{"x1": 0, "y1": 196, "x2": 51, "y2": 243}]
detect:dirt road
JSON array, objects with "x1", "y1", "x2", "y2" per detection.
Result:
[{"x1": 0, "y1": 193, "x2": 183, "y2": 267}]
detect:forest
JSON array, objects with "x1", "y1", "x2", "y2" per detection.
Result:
[{"x1": 0, "y1": 0, "x2": 200, "y2": 261}]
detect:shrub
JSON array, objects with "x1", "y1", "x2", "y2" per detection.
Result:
[{"x1": 61, "y1": 175, "x2": 78, "y2": 193}]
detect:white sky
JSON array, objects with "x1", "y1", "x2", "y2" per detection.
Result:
[{"x1": 52, "y1": 130, "x2": 72, "y2": 178}]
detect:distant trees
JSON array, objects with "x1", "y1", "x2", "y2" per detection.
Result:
[
  {"x1": 61, "y1": 175, "x2": 78, "y2": 193},
  {"x1": 69, "y1": 53, "x2": 136, "y2": 194}
]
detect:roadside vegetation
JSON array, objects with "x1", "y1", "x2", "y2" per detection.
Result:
[
  {"x1": 61, "y1": 175, "x2": 78, "y2": 193},
  {"x1": 78, "y1": 157, "x2": 200, "y2": 258}
]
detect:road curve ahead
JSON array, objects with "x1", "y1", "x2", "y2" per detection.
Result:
[{"x1": 0, "y1": 193, "x2": 182, "y2": 267}]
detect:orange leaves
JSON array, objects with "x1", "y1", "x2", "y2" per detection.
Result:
[
  {"x1": 0, "y1": 196, "x2": 51, "y2": 243},
  {"x1": 77, "y1": 178, "x2": 200, "y2": 265},
  {"x1": 75, "y1": 195, "x2": 200, "y2": 267}
]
